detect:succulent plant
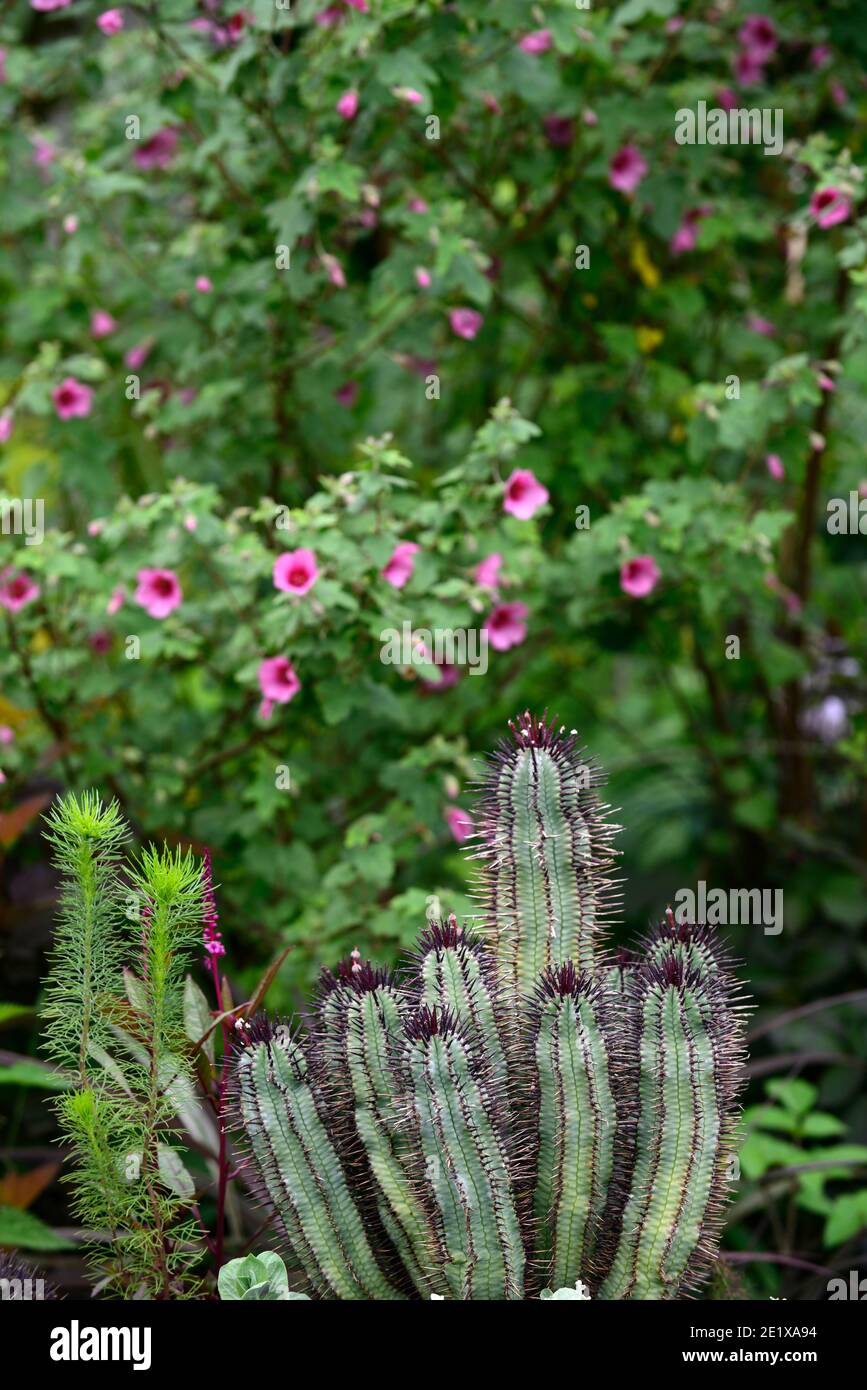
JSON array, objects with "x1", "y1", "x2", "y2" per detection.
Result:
[{"x1": 235, "y1": 712, "x2": 747, "y2": 1300}]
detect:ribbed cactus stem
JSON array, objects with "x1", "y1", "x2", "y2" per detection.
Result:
[
  {"x1": 531, "y1": 963, "x2": 618, "y2": 1290},
  {"x1": 474, "y1": 711, "x2": 619, "y2": 1001},
  {"x1": 340, "y1": 976, "x2": 448, "y2": 1297},
  {"x1": 236, "y1": 1022, "x2": 403, "y2": 1301},
  {"x1": 416, "y1": 918, "x2": 509, "y2": 1086},
  {"x1": 597, "y1": 950, "x2": 742, "y2": 1300},
  {"x1": 405, "y1": 1008, "x2": 525, "y2": 1300}
]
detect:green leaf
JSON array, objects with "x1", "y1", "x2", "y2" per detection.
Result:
[
  {"x1": 0, "y1": 1206, "x2": 75, "y2": 1252},
  {"x1": 184, "y1": 974, "x2": 215, "y2": 1062},
  {"x1": 766, "y1": 1079, "x2": 817, "y2": 1118},
  {"x1": 0, "y1": 1003, "x2": 33, "y2": 1026},
  {"x1": 824, "y1": 1191, "x2": 867, "y2": 1247},
  {"x1": 218, "y1": 1251, "x2": 309, "y2": 1301},
  {"x1": 801, "y1": 1113, "x2": 847, "y2": 1140},
  {"x1": 0, "y1": 1061, "x2": 72, "y2": 1091},
  {"x1": 157, "y1": 1146, "x2": 196, "y2": 1200},
  {"x1": 540, "y1": 1280, "x2": 592, "y2": 1300}
]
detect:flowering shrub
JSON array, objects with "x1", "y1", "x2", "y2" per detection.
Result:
[{"x1": 1, "y1": 1, "x2": 867, "y2": 1297}]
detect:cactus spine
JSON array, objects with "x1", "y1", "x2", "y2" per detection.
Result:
[{"x1": 235, "y1": 712, "x2": 747, "y2": 1299}]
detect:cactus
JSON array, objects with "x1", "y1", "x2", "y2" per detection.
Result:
[{"x1": 235, "y1": 712, "x2": 747, "y2": 1300}]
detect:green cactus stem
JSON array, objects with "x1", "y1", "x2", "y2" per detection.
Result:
[
  {"x1": 236, "y1": 1020, "x2": 404, "y2": 1301},
  {"x1": 530, "y1": 962, "x2": 619, "y2": 1290},
  {"x1": 404, "y1": 1007, "x2": 525, "y2": 1300},
  {"x1": 596, "y1": 947, "x2": 744, "y2": 1300},
  {"x1": 473, "y1": 711, "x2": 620, "y2": 1001}
]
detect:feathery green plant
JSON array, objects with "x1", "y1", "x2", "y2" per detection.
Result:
[
  {"x1": 234, "y1": 712, "x2": 748, "y2": 1300},
  {"x1": 41, "y1": 793, "x2": 205, "y2": 1298}
]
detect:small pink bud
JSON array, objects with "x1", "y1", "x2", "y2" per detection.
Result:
[{"x1": 336, "y1": 89, "x2": 359, "y2": 119}]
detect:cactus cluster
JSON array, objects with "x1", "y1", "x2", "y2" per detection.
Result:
[{"x1": 235, "y1": 712, "x2": 747, "y2": 1300}]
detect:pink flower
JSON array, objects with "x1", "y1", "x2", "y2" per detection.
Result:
[
  {"x1": 90, "y1": 309, "x2": 116, "y2": 338},
  {"x1": 87, "y1": 520, "x2": 104, "y2": 537},
  {"x1": 818, "y1": 371, "x2": 836, "y2": 392},
  {"x1": 31, "y1": 0, "x2": 71, "y2": 9},
  {"x1": 381, "y1": 541, "x2": 419, "y2": 589},
  {"x1": 408, "y1": 196, "x2": 429, "y2": 214},
  {"x1": 273, "y1": 548, "x2": 319, "y2": 596},
  {"x1": 583, "y1": 109, "x2": 599, "y2": 126},
  {"x1": 766, "y1": 453, "x2": 785, "y2": 480},
  {"x1": 481, "y1": 93, "x2": 502, "y2": 115},
  {"x1": 322, "y1": 254, "x2": 346, "y2": 288},
  {"x1": 485, "y1": 601, "x2": 528, "y2": 652},
  {"x1": 63, "y1": 214, "x2": 78, "y2": 234},
  {"x1": 733, "y1": 49, "x2": 765, "y2": 85},
  {"x1": 0, "y1": 48, "x2": 6, "y2": 84},
  {"x1": 543, "y1": 115, "x2": 575, "y2": 147},
  {"x1": 107, "y1": 586, "x2": 125, "y2": 615},
  {"x1": 0, "y1": 412, "x2": 13, "y2": 444},
  {"x1": 620, "y1": 555, "x2": 660, "y2": 599},
  {"x1": 335, "y1": 380, "x2": 359, "y2": 408},
  {"x1": 259, "y1": 698, "x2": 274, "y2": 721},
  {"x1": 394, "y1": 87, "x2": 424, "y2": 105},
  {"x1": 414, "y1": 267, "x2": 432, "y2": 289},
  {"x1": 738, "y1": 15, "x2": 777, "y2": 61},
  {"x1": 184, "y1": 514, "x2": 197, "y2": 531},
  {"x1": 33, "y1": 139, "x2": 56, "y2": 168},
  {"x1": 444, "y1": 805, "x2": 474, "y2": 843},
  {"x1": 421, "y1": 661, "x2": 460, "y2": 691},
  {"x1": 519, "y1": 30, "x2": 552, "y2": 55},
  {"x1": 0, "y1": 570, "x2": 40, "y2": 612},
  {"x1": 195, "y1": 275, "x2": 213, "y2": 293},
  {"x1": 226, "y1": 10, "x2": 246, "y2": 41},
  {"x1": 474, "y1": 553, "x2": 502, "y2": 590},
  {"x1": 315, "y1": 7, "x2": 343, "y2": 27},
  {"x1": 0, "y1": 726, "x2": 14, "y2": 745},
  {"x1": 810, "y1": 44, "x2": 832, "y2": 70},
  {"x1": 52, "y1": 378, "x2": 93, "y2": 420},
  {"x1": 670, "y1": 223, "x2": 698, "y2": 255},
  {"x1": 89, "y1": 629, "x2": 112, "y2": 654},
  {"x1": 810, "y1": 187, "x2": 851, "y2": 230},
  {"x1": 97, "y1": 8, "x2": 124, "y2": 34},
  {"x1": 125, "y1": 341, "x2": 153, "y2": 370},
  {"x1": 0, "y1": 771, "x2": 6, "y2": 785},
  {"x1": 608, "y1": 145, "x2": 647, "y2": 194},
  {"x1": 133, "y1": 127, "x2": 178, "y2": 171},
  {"x1": 337, "y1": 89, "x2": 359, "y2": 119},
  {"x1": 746, "y1": 313, "x2": 775, "y2": 337},
  {"x1": 669, "y1": 204, "x2": 712, "y2": 255},
  {"x1": 449, "y1": 307, "x2": 483, "y2": 340},
  {"x1": 258, "y1": 656, "x2": 300, "y2": 704},
  {"x1": 503, "y1": 468, "x2": 549, "y2": 521},
  {"x1": 134, "y1": 567, "x2": 183, "y2": 619},
  {"x1": 831, "y1": 82, "x2": 847, "y2": 109}
]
